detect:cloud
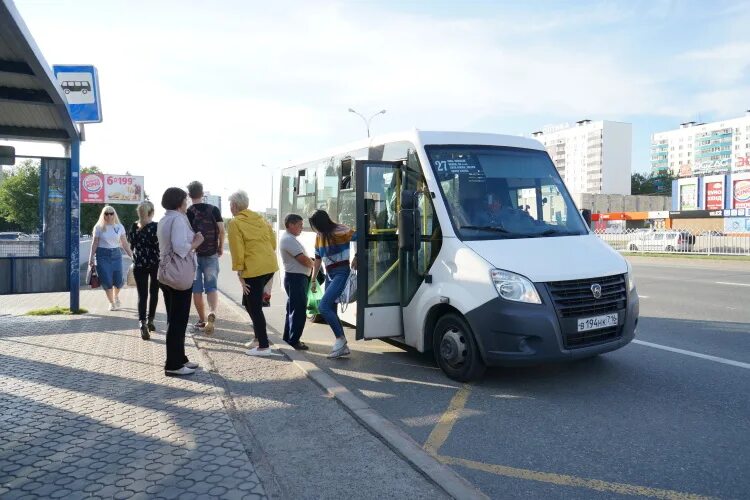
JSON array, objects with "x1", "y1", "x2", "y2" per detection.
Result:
[{"x1": 12, "y1": 0, "x2": 745, "y2": 212}]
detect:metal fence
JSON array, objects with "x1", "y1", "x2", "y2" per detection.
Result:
[{"x1": 595, "y1": 228, "x2": 750, "y2": 256}]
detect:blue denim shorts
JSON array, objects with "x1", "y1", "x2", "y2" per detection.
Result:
[
  {"x1": 96, "y1": 247, "x2": 124, "y2": 290},
  {"x1": 193, "y1": 254, "x2": 219, "y2": 293}
]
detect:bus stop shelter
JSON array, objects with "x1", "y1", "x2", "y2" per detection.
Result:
[{"x1": 0, "y1": 0, "x2": 82, "y2": 310}]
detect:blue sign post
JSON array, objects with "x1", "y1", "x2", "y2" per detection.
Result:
[
  {"x1": 52, "y1": 65, "x2": 103, "y2": 123},
  {"x1": 52, "y1": 65, "x2": 101, "y2": 312}
]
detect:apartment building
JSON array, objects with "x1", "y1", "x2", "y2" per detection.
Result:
[
  {"x1": 651, "y1": 111, "x2": 750, "y2": 177},
  {"x1": 532, "y1": 120, "x2": 632, "y2": 195}
]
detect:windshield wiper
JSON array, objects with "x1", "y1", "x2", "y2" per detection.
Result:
[
  {"x1": 460, "y1": 225, "x2": 512, "y2": 234},
  {"x1": 532, "y1": 229, "x2": 579, "y2": 237}
]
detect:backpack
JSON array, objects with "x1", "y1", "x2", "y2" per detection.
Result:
[{"x1": 190, "y1": 204, "x2": 218, "y2": 256}]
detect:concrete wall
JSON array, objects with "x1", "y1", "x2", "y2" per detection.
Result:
[{"x1": 573, "y1": 193, "x2": 671, "y2": 213}]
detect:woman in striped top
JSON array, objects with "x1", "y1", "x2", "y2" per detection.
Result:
[{"x1": 309, "y1": 210, "x2": 357, "y2": 358}]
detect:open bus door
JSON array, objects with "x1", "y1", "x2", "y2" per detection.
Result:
[{"x1": 354, "y1": 160, "x2": 405, "y2": 340}]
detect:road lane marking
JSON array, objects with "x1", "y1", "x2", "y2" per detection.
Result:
[
  {"x1": 438, "y1": 455, "x2": 714, "y2": 500},
  {"x1": 634, "y1": 340, "x2": 750, "y2": 370},
  {"x1": 638, "y1": 295, "x2": 650, "y2": 299},
  {"x1": 715, "y1": 281, "x2": 750, "y2": 287},
  {"x1": 423, "y1": 384, "x2": 471, "y2": 454}
]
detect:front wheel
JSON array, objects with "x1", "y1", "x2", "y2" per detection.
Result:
[
  {"x1": 433, "y1": 313, "x2": 486, "y2": 382},
  {"x1": 628, "y1": 244, "x2": 638, "y2": 251}
]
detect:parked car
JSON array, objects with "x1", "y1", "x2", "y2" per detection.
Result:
[
  {"x1": 698, "y1": 230, "x2": 724, "y2": 237},
  {"x1": 627, "y1": 230, "x2": 695, "y2": 252},
  {"x1": 0, "y1": 232, "x2": 23, "y2": 240}
]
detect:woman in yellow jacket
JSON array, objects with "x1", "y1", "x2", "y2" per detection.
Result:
[{"x1": 227, "y1": 190, "x2": 279, "y2": 356}]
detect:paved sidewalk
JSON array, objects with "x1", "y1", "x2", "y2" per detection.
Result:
[
  {"x1": 0, "y1": 289, "x2": 266, "y2": 499},
  {"x1": 0, "y1": 288, "x2": 448, "y2": 499}
]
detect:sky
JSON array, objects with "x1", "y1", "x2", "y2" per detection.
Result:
[{"x1": 6, "y1": 0, "x2": 750, "y2": 215}]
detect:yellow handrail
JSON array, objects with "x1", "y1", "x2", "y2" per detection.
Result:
[{"x1": 368, "y1": 257, "x2": 400, "y2": 296}]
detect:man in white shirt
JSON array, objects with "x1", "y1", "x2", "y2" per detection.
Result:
[{"x1": 279, "y1": 214, "x2": 313, "y2": 349}]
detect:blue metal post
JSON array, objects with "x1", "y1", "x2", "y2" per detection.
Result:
[{"x1": 69, "y1": 140, "x2": 80, "y2": 312}]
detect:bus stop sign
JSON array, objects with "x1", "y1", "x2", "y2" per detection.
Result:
[{"x1": 52, "y1": 65, "x2": 102, "y2": 123}]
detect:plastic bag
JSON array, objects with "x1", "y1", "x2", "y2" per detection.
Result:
[
  {"x1": 306, "y1": 280, "x2": 324, "y2": 317},
  {"x1": 126, "y1": 264, "x2": 136, "y2": 287},
  {"x1": 337, "y1": 271, "x2": 357, "y2": 310}
]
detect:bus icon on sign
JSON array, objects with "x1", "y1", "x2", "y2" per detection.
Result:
[{"x1": 61, "y1": 81, "x2": 92, "y2": 95}]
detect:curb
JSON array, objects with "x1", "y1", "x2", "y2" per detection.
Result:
[{"x1": 218, "y1": 291, "x2": 488, "y2": 500}]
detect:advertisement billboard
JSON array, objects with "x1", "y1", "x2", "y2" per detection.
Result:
[
  {"x1": 80, "y1": 174, "x2": 144, "y2": 204},
  {"x1": 734, "y1": 179, "x2": 750, "y2": 209},
  {"x1": 80, "y1": 173, "x2": 105, "y2": 203},
  {"x1": 704, "y1": 181, "x2": 724, "y2": 210},
  {"x1": 679, "y1": 183, "x2": 697, "y2": 210}
]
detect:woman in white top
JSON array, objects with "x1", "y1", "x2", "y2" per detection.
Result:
[
  {"x1": 88, "y1": 206, "x2": 133, "y2": 311},
  {"x1": 158, "y1": 187, "x2": 204, "y2": 377}
]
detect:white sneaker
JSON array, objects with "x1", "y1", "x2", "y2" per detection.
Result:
[
  {"x1": 109, "y1": 303, "x2": 117, "y2": 311},
  {"x1": 115, "y1": 298, "x2": 121, "y2": 309},
  {"x1": 245, "y1": 339, "x2": 259, "y2": 348},
  {"x1": 184, "y1": 361, "x2": 199, "y2": 369},
  {"x1": 165, "y1": 366, "x2": 195, "y2": 376},
  {"x1": 328, "y1": 337, "x2": 350, "y2": 358},
  {"x1": 246, "y1": 347, "x2": 273, "y2": 357}
]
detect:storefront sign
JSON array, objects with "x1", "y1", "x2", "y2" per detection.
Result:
[
  {"x1": 704, "y1": 181, "x2": 724, "y2": 210},
  {"x1": 80, "y1": 174, "x2": 144, "y2": 204},
  {"x1": 734, "y1": 179, "x2": 750, "y2": 209}
]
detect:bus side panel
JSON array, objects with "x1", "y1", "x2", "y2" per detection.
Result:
[{"x1": 401, "y1": 238, "x2": 496, "y2": 352}]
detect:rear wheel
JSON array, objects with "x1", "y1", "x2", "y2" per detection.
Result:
[
  {"x1": 666, "y1": 245, "x2": 675, "y2": 252},
  {"x1": 628, "y1": 244, "x2": 638, "y2": 251},
  {"x1": 433, "y1": 313, "x2": 486, "y2": 382}
]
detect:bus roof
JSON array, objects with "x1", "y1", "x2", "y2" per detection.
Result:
[{"x1": 284, "y1": 129, "x2": 546, "y2": 168}]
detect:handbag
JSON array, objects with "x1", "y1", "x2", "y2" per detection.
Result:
[
  {"x1": 87, "y1": 265, "x2": 100, "y2": 289},
  {"x1": 157, "y1": 215, "x2": 196, "y2": 291}
]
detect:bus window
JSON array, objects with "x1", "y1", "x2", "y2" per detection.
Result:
[
  {"x1": 316, "y1": 159, "x2": 339, "y2": 215},
  {"x1": 279, "y1": 173, "x2": 295, "y2": 230}
]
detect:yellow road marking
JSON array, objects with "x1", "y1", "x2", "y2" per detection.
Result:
[
  {"x1": 423, "y1": 384, "x2": 471, "y2": 454},
  {"x1": 423, "y1": 384, "x2": 713, "y2": 499},
  {"x1": 437, "y1": 455, "x2": 714, "y2": 500}
]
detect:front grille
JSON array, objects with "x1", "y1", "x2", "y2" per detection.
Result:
[{"x1": 547, "y1": 274, "x2": 627, "y2": 318}]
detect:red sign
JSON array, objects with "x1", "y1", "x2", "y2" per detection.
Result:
[
  {"x1": 734, "y1": 179, "x2": 750, "y2": 209},
  {"x1": 80, "y1": 173, "x2": 105, "y2": 203},
  {"x1": 705, "y1": 181, "x2": 724, "y2": 210}
]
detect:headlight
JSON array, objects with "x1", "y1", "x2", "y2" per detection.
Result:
[
  {"x1": 490, "y1": 269, "x2": 541, "y2": 304},
  {"x1": 625, "y1": 262, "x2": 636, "y2": 292},
  {"x1": 627, "y1": 272, "x2": 636, "y2": 292}
]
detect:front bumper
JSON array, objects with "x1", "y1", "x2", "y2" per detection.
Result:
[{"x1": 464, "y1": 286, "x2": 639, "y2": 366}]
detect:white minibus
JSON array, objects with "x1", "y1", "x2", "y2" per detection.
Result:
[{"x1": 279, "y1": 130, "x2": 638, "y2": 381}]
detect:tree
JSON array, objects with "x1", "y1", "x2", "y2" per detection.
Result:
[
  {"x1": 79, "y1": 166, "x2": 140, "y2": 234},
  {"x1": 0, "y1": 160, "x2": 40, "y2": 233},
  {"x1": 631, "y1": 171, "x2": 676, "y2": 196}
]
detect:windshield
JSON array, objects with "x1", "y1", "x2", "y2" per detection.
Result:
[{"x1": 426, "y1": 145, "x2": 587, "y2": 240}]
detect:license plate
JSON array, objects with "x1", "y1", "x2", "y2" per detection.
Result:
[{"x1": 577, "y1": 313, "x2": 618, "y2": 332}]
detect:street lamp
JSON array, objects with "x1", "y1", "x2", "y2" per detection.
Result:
[
  {"x1": 348, "y1": 108, "x2": 386, "y2": 138},
  {"x1": 261, "y1": 163, "x2": 276, "y2": 223}
]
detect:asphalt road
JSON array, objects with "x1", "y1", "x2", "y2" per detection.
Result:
[{"x1": 217, "y1": 253, "x2": 750, "y2": 499}]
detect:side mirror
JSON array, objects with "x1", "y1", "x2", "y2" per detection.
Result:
[
  {"x1": 399, "y1": 190, "x2": 418, "y2": 252},
  {"x1": 580, "y1": 208, "x2": 592, "y2": 226},
  {"x1": 0, "y1": 146, "x2": 15, "y2": 166}
]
